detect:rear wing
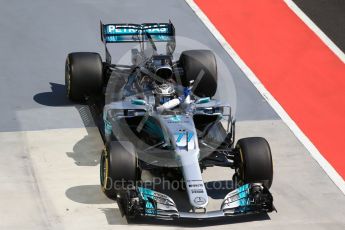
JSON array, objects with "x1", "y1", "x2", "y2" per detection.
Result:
[{"x1": 100, "y1": 22, "x2": 175, "y2": 43}]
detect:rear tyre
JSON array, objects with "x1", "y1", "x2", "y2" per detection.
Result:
[
  {"x1": 235, "y1": 137, "x2": 273, "y2": 188},
  {"x1": 178, "y1": 50, "x2": 217, "y2": 98},
  {"x1": 65, "y1": 52, "x2": 103, "y2": 102},
  {"x1": 100, "y1": 141, "x2": 139, "y2": 199}
]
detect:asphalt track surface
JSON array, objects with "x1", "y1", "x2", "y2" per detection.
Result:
[
  {"x1": 293, "y1": 0, "x2": 345, "y2": 52},
  {"x1": 0, "y1": 0, "x2": 344, "y2": 229}
]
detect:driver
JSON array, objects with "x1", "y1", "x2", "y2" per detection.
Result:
[{"x1": 154, "y1": 82, "x2": 177, "y2": 106}]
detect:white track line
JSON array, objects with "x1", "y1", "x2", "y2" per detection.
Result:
[
  {"x1": 284, "y1": 0, "x2": 345, "y2": 64},
  {"x1": 184, "y1": 0, "x2": 345, "y2": 194}
]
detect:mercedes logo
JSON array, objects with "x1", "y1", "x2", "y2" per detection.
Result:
[{"x1": 194, "y1": 197, "x2": 206, "y2": 205}]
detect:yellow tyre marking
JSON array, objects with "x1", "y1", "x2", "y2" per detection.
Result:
[
  {"x1": 102, "y1": 147, "x2": 109, "y2": 192},
  {"x1": 236, "y1": 144, "x2": 245, "y2": 185}
]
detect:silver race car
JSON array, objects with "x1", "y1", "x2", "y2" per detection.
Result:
[{"x1": 65, "y1": 22, "x2": 275, "y2": 220}]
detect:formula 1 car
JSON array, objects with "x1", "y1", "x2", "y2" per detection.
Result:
[{"x1": 65, "y1": 21, "x2": 275, "y2": 219}]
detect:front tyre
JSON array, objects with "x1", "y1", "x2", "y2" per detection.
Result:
[
  {"x1": 100, "y1": 141, "x2": 139, "y2": 199},
  {"x1": 235, "y1": 137, "x2": 273, "y2": 188}
]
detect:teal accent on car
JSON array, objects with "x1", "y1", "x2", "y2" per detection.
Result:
[
  {"x1": 104, "y1": 120, "x2": 112, "y2": 135},
  {"x1": 170, "y1": 115, "x2": 181, "y2": 122},
  {"x1": 131, "y1": 99, "x2": 146, "y2": 105},
  {"x1": 137, "y1": 187, "x2": 157, "y2": 215},
  {"x1": 196, "y1": 97, "x2": 211, "y2": 104}
]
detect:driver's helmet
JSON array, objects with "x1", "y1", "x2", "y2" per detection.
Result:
[{"x1": 154, "y1": 83, "x2": 175, "y2": 105}]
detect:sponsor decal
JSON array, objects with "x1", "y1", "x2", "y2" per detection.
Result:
[
  {"x1": 189, "y1": 184, "x2": 203, "y2": 188},
  {"x1": 191, "y1": 189, "x2": 204, "y2": 194},
  {"x1": 106, "y1": 26, "x2": 137, "y2": 34},
  {"x1": 106, "y1": 25, "x2": 168, "y2": 34}
]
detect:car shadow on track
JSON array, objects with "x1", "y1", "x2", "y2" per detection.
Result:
[
  {"x1": 205, "y1": 180, "x2": 233, "y2": 199},
  {"x1": 100, "y1": 208, "x2": 128, "y2": 225},
  {"x1": 33, "y1": 82, "x2": 73, "y2": 107},
  {"x1": 65, "y1": 185, "x2": 128, "y2": 225},
  {"x1": 65, "y1": 125, "x2": 102, "y2": 166},
  {"x1": 34, "y1": 82, "x2": 102, "y2": 166},
  {"x1": 64, "y1": 104, "x2": 101, "y2": 166},
  {"x1": 126, "y1": 213, "x2": 270, "y2": 227},
  {"x1": 65, "y1": 185, "x2": 112, "y2": 204}
]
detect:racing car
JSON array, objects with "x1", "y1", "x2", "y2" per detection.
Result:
[{"x1": 65, "y1": 21, "x2": 275, "y2": 219}]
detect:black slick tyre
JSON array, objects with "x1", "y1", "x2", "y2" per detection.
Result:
[
  {"x1": 178, "y1": 50, "x2": 217, "y2": 98},
  {"x1": 100, "y1": 141, "x2": 139, "y2": 199},
  {"x1": 235, "y1": 137, "x2": 273, "y2": 188},
  {"x1": 65, "y1": 52, "x2": 103, "y2": 102}
]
